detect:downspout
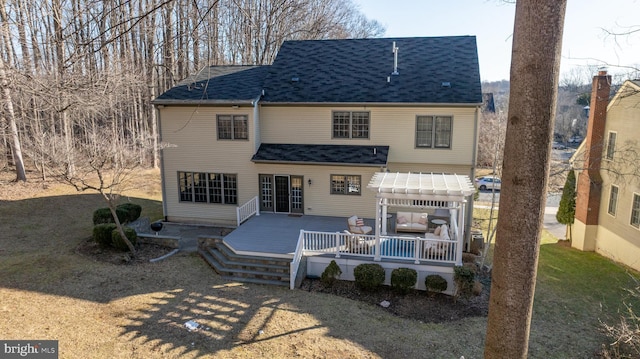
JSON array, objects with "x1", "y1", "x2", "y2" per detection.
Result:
[
  {"x1": 466, "y1": 105, "x2": 481, "y2": 249},
  {"x1": 156, "y1": 104, "x2": 168, "y2": 221}
]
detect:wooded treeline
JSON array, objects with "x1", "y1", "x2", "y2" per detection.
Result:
[{"x1": 0, "y1": 0, "x2": 384, "y2": 181}]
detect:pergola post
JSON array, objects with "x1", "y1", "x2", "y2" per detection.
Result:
[
  {"x1": 381, "y1": 199, "x2": 389, "y2": 235},
  {"x1": 457, "y1": 203, "x2": 465, "y2": 265},
  {"x1": 374, "y1": 197, "x2": 382, "y2": 261}
]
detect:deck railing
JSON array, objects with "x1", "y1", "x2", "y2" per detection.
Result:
[
  {"x1": 236, "y1": 196, "x2": 260, "y2": 226},
  {"x1": 299, "y1": 231, "x2": 458, "y2": 263}
]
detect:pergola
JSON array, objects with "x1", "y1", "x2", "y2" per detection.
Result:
[{"x1": 367, "y1": 172, "x2": 476, "y2": 263}]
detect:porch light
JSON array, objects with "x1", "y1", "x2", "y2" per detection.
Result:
[{"x1": 308, "y1": 179, "x2": 312, "y2": 186}]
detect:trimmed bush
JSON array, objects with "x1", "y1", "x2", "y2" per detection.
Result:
[
  {"x1": 390, "y1": 268, "x2": 417, "y2": 294},
  {"x1": 93, "y1": 207, "x2": 128, "y2": 225},
  {"x1": 111, "y1": 227, "x2": 138, "y2": 251},
  {"x1": 454, "y1": 265, "x2": 476, "y2": 298},
  {"x1": 320, "y1": 260, "x2": 342, "y2": 286},
  {"x1": 93, "y1": 223, "x2": 117, "y2": 248},
  {"x1": 353, "y1": 263, "x2": 385, "y2": 291},
  {"x1": 117, "y1": 203, "x2": 142, "y2": 223},
  {"x1": 462, "y1": 252, "x2": 477, "y2": 264},
  {"x1": 425, "y1": 274, "x2": 448, "y2": 294}
]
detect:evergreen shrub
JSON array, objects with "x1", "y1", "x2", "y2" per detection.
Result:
[
  {"x1": 111, "y1": 227, "x2": 137, "y2": 251},
  {"x1": 353, "y1": 263, "x2": 385, "y2": 291},
  {"x1": 390, "y1": 267, "x2": 417, "y2": 294}
]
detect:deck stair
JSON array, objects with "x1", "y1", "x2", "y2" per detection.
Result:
[{"x1": 198, "y1": 238, "x2": 291, "y2": 287}]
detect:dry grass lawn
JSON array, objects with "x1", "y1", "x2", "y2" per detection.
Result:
[{"x1": 0, "y1": 168, "x2": 636, "y2": 358}]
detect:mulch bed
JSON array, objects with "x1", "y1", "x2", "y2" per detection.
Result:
[
  {"x1": 77, "y1": 233, "x2": 491, "y2": 324},
  {"x1": 76, "y1": 237, "x2": 175, "y2": 265},
  {"x1": 300, "y1": 272, "x2": 491, "y2": 324}
]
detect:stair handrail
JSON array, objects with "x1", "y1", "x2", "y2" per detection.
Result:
[
  {"x1": 237, "y1": 196, "x2": 260, "y2": 226},
  {"x1": 290, "y1": 229, "x2": 305, "y2": 289}
]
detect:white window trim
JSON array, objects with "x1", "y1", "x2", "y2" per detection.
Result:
[
  {"x1": 607, "y1": 184, "x2": 618, "y2": 217},
  {"x1": 605, "y1": 130, "x2": 617, "y2": 161},
  {"x1": 630, "y1": 192, "x2": 640, "y2": 230}
]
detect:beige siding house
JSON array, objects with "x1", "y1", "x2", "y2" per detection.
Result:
[
  {"x1": 154, "y1": 37, "x2": 482, "y2": 229},
  {"x1": 572, "y1": 74, "x2": 640, "y2": 271}
]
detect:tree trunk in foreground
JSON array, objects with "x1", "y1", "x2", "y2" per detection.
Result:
[{"x1": 484, "y1": 1, "x2": 566, "y2": 358}]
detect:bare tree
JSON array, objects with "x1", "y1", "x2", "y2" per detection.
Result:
[{"x1": 484, "y1": 1, "x2": 567, "y2": 358}]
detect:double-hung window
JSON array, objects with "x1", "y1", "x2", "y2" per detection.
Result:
[
  {"x1": 331, "y1": 175, "x2": 361, "y2": 195},
  {"x1": 607, "y1": 185, "x2": 618, "y2": 216},
  {"x1": 332, "y1": 111, "x2": 369, "y2": 139},
  {"x1": 605, "y1": 131, "x2": 616, "y2": 160},
  {"x1": 631, "y1": 193, "x2": 640, "y2": 229},
  {"x1": 416, "y1": 115, "x2": 452, "y2": 148},
  {"x1": 217, "y1": 115, "x2": 248, "y2": 140},
  {"x1": 178, "y1": 171, "x2": 237, "y2": 204}
]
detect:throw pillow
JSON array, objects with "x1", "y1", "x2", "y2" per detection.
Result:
[
  {"x1": 440, "y1": 225, "x2": 450, "y2": 240},
  {"x1": 356, "y1": 218, "x2": 365, "y2": 226},
  {"x1": 418, "y1": 215, "x2": 428, "y2": 225},
  {"x1": 397, "y1": 216, "x2": 408, "y2": 224},
  {"x1": 434, "y1": 226, "x2": 442, "y2": 236}
]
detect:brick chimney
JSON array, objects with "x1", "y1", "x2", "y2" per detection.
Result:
[{"x1": 574, "y1": 70, "x2": 611, "y2": 228}]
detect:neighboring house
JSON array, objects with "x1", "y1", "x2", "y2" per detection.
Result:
[
  {"x1": 571, "y1": 71, "x2": 640, "y2": 271},
  {"x1": 154, "y1": 36, "x2": 481, "y2": 230}
]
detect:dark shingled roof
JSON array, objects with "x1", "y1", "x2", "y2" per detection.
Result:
[
  {"x1": 153, "y1": 66, "x2": 269, "y2": 104},
  {"x1": 251, "y1": 144, "x2": 389, "y2": 166},
  {"x1": 261, "y1": 36, "x2": 482, "y2": 104},
  {"x1": 154, "y1": 36, "x2": 482, "y2": 105}
]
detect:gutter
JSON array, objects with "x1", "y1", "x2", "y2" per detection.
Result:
[
  {"x1": 258, "y1": 101, "x2": 484, "y2": 108},
  {"x1": 155, "y1": 104, "x2": 168, "y2": 221},
  {"x1": 251, "y1": 160, "x2": 387, "y2": 167},
  {"x1": 467, "y1": 105, "x2": 481, "y2": 247}
]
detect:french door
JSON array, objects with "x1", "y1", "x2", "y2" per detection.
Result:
[{"x1": 259, "y1": 174, "x2": 303, "y2": 214}]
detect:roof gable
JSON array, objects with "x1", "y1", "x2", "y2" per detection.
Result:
[
  {"x1": 154, "y1": 66, "x2": 268, "y2": 105},
  {"x1": 262, "y1": 36, "x2": 482, "y2": 104}
]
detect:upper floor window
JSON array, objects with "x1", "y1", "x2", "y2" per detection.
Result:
[
  {"x1": 416, "y1": 115, "x2": 452, "y2": 149},
  {"x1": 178, "y1": 171, "x2": 237, "y2": 204},
  {"x1": 605, "y1": 131, "x2": 616, "y2": 160},
  {"x1": 631, "y1": 193, "x2": 640, "y2": 229},
  {"x1": 333, "y1": 111, "x2": 369, "y2": 139},
  {"x1": 330, "y1": 175, "x2": 361, "y2": 195},
  {"x1": 607, "y1": 185, "x2": 618, "y2": 216},
  {"x1": 217, "y1": 115, "x2": 248, "y2": 140}
]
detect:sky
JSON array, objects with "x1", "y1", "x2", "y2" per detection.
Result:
[{"x1": 354, "y1": 0, "x2": 640, "y2": 82}]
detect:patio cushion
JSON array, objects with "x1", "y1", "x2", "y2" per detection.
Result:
[
  {"x1": 356, "y1": 218, "x2": 365, "y2": 226},
  {"x1": 440, "y1": 224, "x2": 450, "y2": 240},
  {"x1": 434, "y1": 226, "x2": 442, "y2": 236}
]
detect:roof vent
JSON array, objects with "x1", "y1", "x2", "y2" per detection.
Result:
[
  {"x1": 392, "y1": 42, "x2": 399, "y2": 75},
  {"x1": 441, "y1": 82, "x2": 451, "y2": 88}
]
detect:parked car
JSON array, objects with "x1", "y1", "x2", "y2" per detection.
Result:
[
  {"x1": 568, "y1": 136, "x2": 583, "y2": 144},
  {"x1": 552, "y1": 142, "x2": 567, "y2": 150},
  {"x1": 475, "y1": 176, "x2": 501, "y2": 191}
]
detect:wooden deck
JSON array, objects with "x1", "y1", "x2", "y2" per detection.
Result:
[{"x1": 224, "y1": 213, "x2": 359, "y2": 258}]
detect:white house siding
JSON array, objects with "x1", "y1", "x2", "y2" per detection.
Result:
[
  {"x1": 254, "y1": 163, "x2": 380, "y2": 219},
  {"x1": 159, "y1": 104, "x2": 478, "y2": 224},
  {"x1": 159, "y1": 106, "x2": 259, "y2": 225},
  {"x1": 593, "y1": 83, "x2": 640, "y2": 270},
  {"x1": 259, "y1": 105, "x2": 478, "y2": 166}
]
